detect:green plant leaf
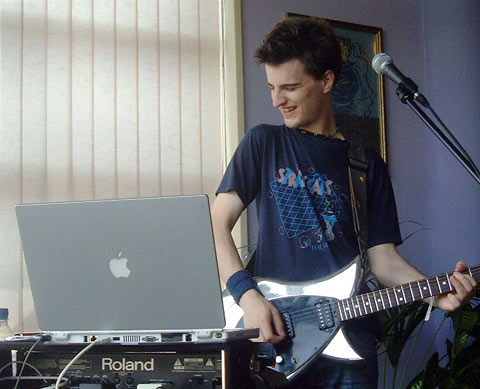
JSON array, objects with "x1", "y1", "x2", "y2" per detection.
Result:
[
  {"x1": 449, "y1": 305, "x2": 480, "y2": 367},
  {"x1": 448, "y1": 342, "x2": 480, "y2": 387},
  {"x1": 410, "y1": 305, "x2": 480, "y2": 388},
  {"x1": 377, "y1": 302, "x2": 428, "y2": 368},
  {"x1": 407, "y1": 352, "x2": 445, "y2": 389}
]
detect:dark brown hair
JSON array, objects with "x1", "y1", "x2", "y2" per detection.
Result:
[{"x1": 254, "y1": 16, "x2": 343, "y2": 84}]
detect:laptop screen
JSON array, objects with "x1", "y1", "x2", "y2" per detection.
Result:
[{"x1": 16, "y1": 195, "x2": 226, "y2": 335}]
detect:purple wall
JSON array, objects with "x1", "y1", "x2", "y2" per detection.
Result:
[
  {"x1": 422, "y1": 0, "x2": 480, "y2": 355},
  {"x1": 241, "y1": 0, "x2": 479, "y2": 384},
  {"x1": 422, "y1": 0, "x2": 480, "y2": 278}
]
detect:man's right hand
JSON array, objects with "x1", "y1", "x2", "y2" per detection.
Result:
[
  {"x1": 211, "y1": 192, "x2": 286, "y2": 344},
  {"x1": 239, "y1": 289, "x2": 286, "y2": 344}
]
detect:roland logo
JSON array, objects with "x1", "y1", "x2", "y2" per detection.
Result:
[{"x1": 102, "y1": 357, "x2": 154, "y2": 371}]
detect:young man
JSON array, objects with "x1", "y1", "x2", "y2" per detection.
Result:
[{"x1": 211, "y1": 16, "x2": 476, "y2": 388}]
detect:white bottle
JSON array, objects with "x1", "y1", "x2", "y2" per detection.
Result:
[{"x1": 0, "y1": 308, "x2": 13, "y2": 340}]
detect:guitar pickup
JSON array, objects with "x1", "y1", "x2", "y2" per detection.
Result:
[
  {"x1": 281, "y1": 312, "x2": 295, "y2": 339},
  {"x1": 316, "y1": 302, "x2": 334, "y2": 330}
]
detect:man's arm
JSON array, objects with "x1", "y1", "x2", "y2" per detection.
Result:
[
  {"x1": 211, "y1": 191, "x2": 286, "y2": 343},
  {"x1": 368, "y1": 243, "x2": 477, "y2": 311}
]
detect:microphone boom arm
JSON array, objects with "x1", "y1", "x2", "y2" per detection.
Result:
[{"x1": 397, "y1": 84, "x2": 480, "y2": 185}]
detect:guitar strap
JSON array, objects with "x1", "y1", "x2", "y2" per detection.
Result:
[{"x1": 347, "y1": 142, "x2": 369, "y2": 269}]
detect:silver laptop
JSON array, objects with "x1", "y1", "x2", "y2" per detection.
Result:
[{"x1": 15, "y1": 194, "x2": 258, "y2": 344}]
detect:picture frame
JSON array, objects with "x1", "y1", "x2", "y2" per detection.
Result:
[{"x1": 287, "y1": 14, "x2": 386, "y2": 161}]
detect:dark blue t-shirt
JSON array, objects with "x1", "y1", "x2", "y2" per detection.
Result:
[{"x1": 217, "y1": 124, "x2": 402, "y2": 282}]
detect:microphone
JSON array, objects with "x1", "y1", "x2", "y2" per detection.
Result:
[{"x1": 371, "y1": 53, "x2": 428, "y2": 106}]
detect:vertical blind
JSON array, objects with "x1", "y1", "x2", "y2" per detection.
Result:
[{"x1": 0, "y1": 0, "x2": 222, "y2": 332}]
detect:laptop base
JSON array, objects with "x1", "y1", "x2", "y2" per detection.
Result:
[{"x1": 44, "y1": 328, "x2": 259, "y2": 345}]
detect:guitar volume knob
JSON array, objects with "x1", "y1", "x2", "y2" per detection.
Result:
[{"x1": 275, "y1": 356, "x2": 284, "y2": 365}]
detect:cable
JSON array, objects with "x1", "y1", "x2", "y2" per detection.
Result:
[
  {"x1": 0, "y1": 375, "x2": 69, "y2": 388},
  {"x1": 13, "y1": 337, "x2": 44, "y2": 389},
  {"x1": 55, "y1": 337, "x2": 111, "y2": 389},
  {"x1": 0, "y1": 361, "x2": 47, "y2": 383}
]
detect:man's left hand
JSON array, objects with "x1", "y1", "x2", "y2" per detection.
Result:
[{"x1": 435, "y1": 261, "x2": 477, "y2": 311}]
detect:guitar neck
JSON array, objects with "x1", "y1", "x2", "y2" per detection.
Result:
[{"x1": 336, "y1": 265, "x2": 480, "y2": 321}]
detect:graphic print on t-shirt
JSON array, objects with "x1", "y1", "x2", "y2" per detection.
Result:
[{"x1": 269, "y1": 167, "x2": 347, "y2": 251}]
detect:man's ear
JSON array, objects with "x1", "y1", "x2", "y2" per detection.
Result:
[{"x1": 321, "y1": 69, "x2": 335, "y2": 93}]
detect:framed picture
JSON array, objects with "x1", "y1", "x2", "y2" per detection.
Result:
[{"x1": 287, "y1": 14, "x2": 386, "y2": 161}]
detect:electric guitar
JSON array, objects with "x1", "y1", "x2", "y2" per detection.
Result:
[{"x1": 223, "y1": 258, "x2": 480, "y2": 382}]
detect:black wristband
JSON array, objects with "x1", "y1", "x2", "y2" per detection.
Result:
[{"x1": 226, "y1": 269, "x2": 260, "y2": 305}]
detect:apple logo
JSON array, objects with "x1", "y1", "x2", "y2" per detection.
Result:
[{"x1": 108, "y1": 250, "x2": 131, "y2": 278}]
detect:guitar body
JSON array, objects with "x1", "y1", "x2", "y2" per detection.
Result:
[
  {"x1": 223, "y1": 257, "x2": 480, "y2": 383},
  {"x1": 223, "y1": 257, "x2": 364, "y2": 381},
  {"x1": 267, "y1": 295, "x2": 343, "y2": 379}
]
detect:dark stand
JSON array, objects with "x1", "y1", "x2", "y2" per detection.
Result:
[{"x1": 395, "y1": 83, "x2": 480, "y2": 185}]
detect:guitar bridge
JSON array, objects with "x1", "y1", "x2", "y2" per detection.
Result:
[
  {"x1": 282, "y1": 312, "x2": 295, "y2": 339},
  {"x1": 316, "y1": 302, "x2": 334, "y2": 330}
]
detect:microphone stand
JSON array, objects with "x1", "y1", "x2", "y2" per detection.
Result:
[{"x1": 395, "y1": 84, "x2": 480, "y2": 185}]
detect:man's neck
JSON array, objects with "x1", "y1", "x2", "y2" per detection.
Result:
[{"x1": 299, "y1": 106, "x2": 339, "y2": 137}]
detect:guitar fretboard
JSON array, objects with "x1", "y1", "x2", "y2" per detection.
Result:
[{"x1": 336, "y1": 265, "x2": 480, "y2": 321}]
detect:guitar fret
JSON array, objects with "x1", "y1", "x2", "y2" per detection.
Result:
[
  {"x1": 391, "y1": 288, "x2": 398, "y2": 306},
  {"x1": 379, "y1": 290, "x2": 387, "y2": 309},
  {"x1": 365, "y1": 294, "x2": 373, "y2": 314},
  {"x1": 337, "y1": 301, "x2": 344, "y2": 321},
  {"x1": 446, "y1": 273, "x2": 452, "y2": 290},
  {"x1": 360, "y1": 294, "x2": 367, "y2": 314},
  {"x1": 364, "y1": 293, "x2": 370, "y2": 313},
  {"x1": 338, "y1": 300, "x2": 345, "y2": 320},
  {"x1": 422, "y1": 279, "x2": 431, "y2": 297},
  {"x1": 342, "y1": 300, "x2": 349, "y2": 320},
  {"x1": 343, "y1": 300, "x2": 352, "y2": 319},
  {"x1": 366, "y1": 293, "x2": 374, "y2": 313},
  {"x1": 349, "y1": 298, "x2": 356, "y2": 319},
  {"x1": 414, "y1": 281, "x2": 423, "y2": 300},
  {"x1": 385, "y1": 288, "x2": 393, "y2": 308},
  {"x1": 394, "y1": 287, "x2": 401, "y2": 305},
  {"x1": 358, "y1": 296, "x2": 364, "y2": 316},
  {"x1": 358, "y1": 295, "x2": 365, "y2": 316},
  {"x1": 379, "y1": 290, "x2": 386, "y2": 309},
  {"x1": 330, "y1": 265, "x2": 480, "y2": 324},
  {"x1": 349, "y1": 298, "x2": 357, "y2": 319},
  {"x1": 408, "y1": 283, "x2": 415, "y2": 301},
  {"x1": 373, "y1": 291, "x2": 380, "y2": 312},
  {"x1": 354, "y1": 296, "x2": 362, "y2": 317},
  {"x1": 400, "y1": 286, "x2": 407, "y2": 304},
  {"x1": 438, "y1": 274, "x2": 449, "y2": 293},
  {"x1": 435, "y1": 276, "x2": 442, "y2": 293},
  {"x1": 343, "y1": 301, "x2": 348, "y2": 319},
  {"x1": 350, "y1": 297, "x2": 357, "y2": 318},
  {"x1": 395, "y1": 287, "x2": 403, "y2": 304},
  {"x1": 417, "y1": 280, "x2": 424, "y2": 299},
  {"x1": 345, "y1": 299, "x2": 353, "y2": 320},
  {"x1": 426, "y1": 279, "x2": 433, "y2": 296},
  {"x1": 346, "y1": 299, "x2": 353, "y2": 319}
]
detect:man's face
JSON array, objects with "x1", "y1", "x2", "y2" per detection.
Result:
[{"x1": 265, "y1": 59, "x2": 332, "y2": 133}]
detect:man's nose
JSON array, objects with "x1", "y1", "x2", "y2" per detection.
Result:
[{"x1": 272, "y1": 89, "x2": 287, "y2": 107}]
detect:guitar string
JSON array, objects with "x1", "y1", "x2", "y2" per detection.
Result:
[
  {"x1": 280, "y1": 268, "x2": 480, "y2": 321},
  {"x1": 285, "y1": 287, "x2": 430, "y2": 319},
  {"x1": 287, "y1": 286, "x2": 460, "y2": 323},
  {"x1": 288, "y1": 286, "x2": 437, "y2": 320}
]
